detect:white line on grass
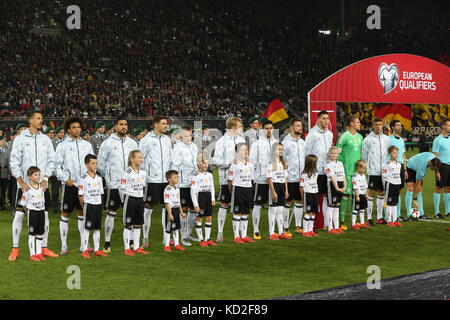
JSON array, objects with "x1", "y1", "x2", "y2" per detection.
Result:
[{"x1": 419, "y1": 220, "x2": 450, "y2": 224}]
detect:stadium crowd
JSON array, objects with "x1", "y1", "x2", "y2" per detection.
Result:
[{"x1": 1, "y1": 1, "x2": 448, "y2": 123}]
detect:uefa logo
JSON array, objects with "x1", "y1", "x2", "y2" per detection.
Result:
[{"x1": 378, "y1": 63, "x2": 399, "y2": 94}]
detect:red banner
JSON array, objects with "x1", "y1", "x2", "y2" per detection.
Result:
[{"x1": 308, "y1": 54, "x2": 450, "y2": 136}]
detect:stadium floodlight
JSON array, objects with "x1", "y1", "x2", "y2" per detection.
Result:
[{"x1": 319, "y1": 30, "x2": 331, "y2": 35}]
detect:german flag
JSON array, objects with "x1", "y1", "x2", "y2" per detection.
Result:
[
  {"x1": 374, "y1": 104, "x2": 412, "y2": 131},
  {"x1": 261, "y1": 99, "x2": 289, "y2": 124}
]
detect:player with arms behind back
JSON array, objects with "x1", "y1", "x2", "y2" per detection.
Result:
[
  {"x1": 351, "y1": 160, "x2": 370, "y2": 230},
  {"x1": 120, "y1": 150, "x2": 148, "y2": 256},
  {"x1": 191, "y1": 155, "x2": 217, "y2": 247},
  {"x1": 163, "y1": 170, "x2": 187, "y2": 252},
  {"x1": 300, "y1": 155, "x2": 320, "y2": 237},
  {"x1": 78, "y1": 154, "x2": 106, "y2": 258},
  {"x1": 228, "y1": 143, "x2": 255, "y2": 244},
  {"x1": 325, "y1": 146, "x2": 346, "y2": 234}
]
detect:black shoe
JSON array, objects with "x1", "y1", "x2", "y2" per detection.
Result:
[
  {"x1": 420, "y1": 214, "x2": 431, "y2": 220},
  {"x1": 368, "y1": 219, "x2": 374, "y2": 226},
  {"x1": 398, "y1": 216, "x2": 407, "y2": 222},
  {"x1": 445, "y1": 213, "x2": 450, "y2": 217},
  {"x1": 409, "y1": 217, "x2": 419, "y2": 222},
  {"x1": 103, "y1": 241, "x2": 111, "y2": 253},
  {"x1": 435, "y1": 213, "x2": 445, "y2": 219}
]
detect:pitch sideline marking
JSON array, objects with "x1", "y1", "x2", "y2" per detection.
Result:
[{"x1": 419, "y1": 219, "x2": 450, "y2": 224}]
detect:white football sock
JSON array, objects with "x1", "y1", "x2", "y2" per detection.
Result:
[
  {"x1": 276, "y1": 207, "x2": 284, "y2": 235},
  {"x1": 352, "y1": 212, "x2": 357, "y2": 226},
  {"x1": 82, "y1": 229, "x2": 90, "y2": 252},
  {"x1": 123, "y1": 228, "x2": 131, "y2": 250},
  {"x1": 268, "y1": 207, "x2": 276, "y2": 235},
  {"x1": 164, "y1": 231, "x2": 171, "y2": 247},
  {"x1": 391, "y1": 205, "x2": 397, "y2": 222},
  {"x1": 28, "y1": 235, "x2": 36, "y2": 256},
  {"x1": 13, "y1": 211, "x2": 25, "y2": 248},
  {"x1": 105, "y1": 211, "x2": 116, "y2": 242},
  {"x1": 232, "y1": 215, "x2": 241, "y2": 239},
  {"x1": 217, "y1": 206, "x2": 228, "y2": 234},
  {"x1": 205, "y1": 222, "x2": 212, "y2": 241},
  {"x1": 294, "y1": 204, "x2": 303, "y2": 227},
  {"x1": 386, "y1": 206, "x2": 392, "y2": 222},
  {"x1": 180, "y1": 214, "x2": 187, "y2": 239},
  {"x1": 42, "y1": 211, "x2": 49, "y2": 247},
  {"x1": 133, "y1": 227, "x2": 141, "y2": 249},
  {"x1": 93, "y1": 230, "x2": 100, "y2": 252},
  {"x1": 251, "y1": 205, "x2": 261, "y2": 233},
  {"x1": 187, "y1": 211, "x2": 196, "y2": 237},
  {"x1": 240, "y1": 215, "x2": 248, "y2": 238},
  {"x1": 359, "y1": 210, "x2": 365, "y2": 224},
  {"x1": 59, "y1": 216, "x2": 69, "y2": 248},
  {"x1": 333, "y1": 207, "x2": 339, "y2": 230},
  {"x1": 367, "y1": 197, "x2": 374, "y2": 220},
  {"x1": 77, "y1": 215, "x2": 85, "y2": 247},
  {"x1": 173, "y1": 230, "x2": 180, "y2": 246},
  {"x1": 326, "y1": 206, "x2": 334, "y2": 230},
  {"x1": 322, "y1": 197, "x2": 328, "y2": 228},
  {"x1": 195, "y1": 222, "x2": 203, "y2": 241},
  {"x1": 282, "y1": 206, "x2": 290, "y2": 229},
  {"x1": 36, "y1": 236, "x2": 43, "y2": 255},
  {"x1": 303, "y1": 216, "x2": 309, "y2": 233},
  {"x1": 143, "y1": 207, "x2": 153, "y2": 239},
  {"x1": 161, "y1": 208, "x2": 166, "y2": 232},
  {"x1": 377, "y1": 197, "x2": 384, "y2": 220},
  {"x1": 310, "y1": 216, "x2": 316, "y2": 232}
]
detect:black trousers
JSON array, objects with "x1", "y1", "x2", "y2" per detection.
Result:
[
  {"x1": 0, "y1": 178, "x2": 8, "y2": 208},
  {"x1": 8, "y1": 177, "x2": 16, "y2": 207},
  {"x1": 50, "y1": 176, "x2": 61, "y2": 208}
]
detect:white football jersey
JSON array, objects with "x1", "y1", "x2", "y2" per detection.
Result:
[
  {"x1": 120, "y1": 167, "x2": 147, "y2": 198},
  {"x1": 352, "y1": 173, "x2": 367, "y2": 195},
  {"x1": 20, "y1": 184, "x2": 46, "y2": 211},
  {"x1": 325, "y1": 160, "x2": 345, "y2": 182},
  {"x1": 382, "y1": 160, "x2": 402, "y2": 185},
  {"x1": 78, "y1": 172, "x2": 104, "y2": 205},
  {"x1": 164, "y1": 185, "x2": 181, "y2": 209},
  {"x1": 190, "y1": 171, "x2": 215, "y2": 208},
  {"x1": 300, "y1": 172, "x2": 319, "y2": 194},
  {"x1": 227, "y1": 160, "x2": 254, "y2": 188},
  {"x1": 267, "y1": 161, "x2": 288, "y2": 184}
]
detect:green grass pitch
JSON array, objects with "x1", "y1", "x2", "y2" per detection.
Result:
[{"x1": 0, "y1": 149, "x2": 449, "y2": 299}]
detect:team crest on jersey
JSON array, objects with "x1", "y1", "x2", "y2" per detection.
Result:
[
  {"x1": 121, "y1": 179, "x2": 126, "y2": 185},
  {"x1": 79, "y1": 185, "x2": 83, "y2": 190},
  {"x1": 326, "y1": 168, "x2": 331, "y2": 174},
  {"x1": 113, "y1": 146, "x2": 118, "y2": 151},
  {"x1": 165, "y1": 194, "x2": 170, "y2": 199}
]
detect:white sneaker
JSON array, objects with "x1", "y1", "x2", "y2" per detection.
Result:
[
  {"x1": 60, "y1": 245, "x2": 68, "y2": 255},
  {"x1": 182, "y1": 239, "x2": 192, "y2": 247},
  {"x1": 189, "y1": 235, "x2": 199, "y2": 242}
]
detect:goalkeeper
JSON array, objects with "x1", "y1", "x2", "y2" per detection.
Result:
[{"x1": 336, "y1": 116, "x2": 363, "y2": 230}]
